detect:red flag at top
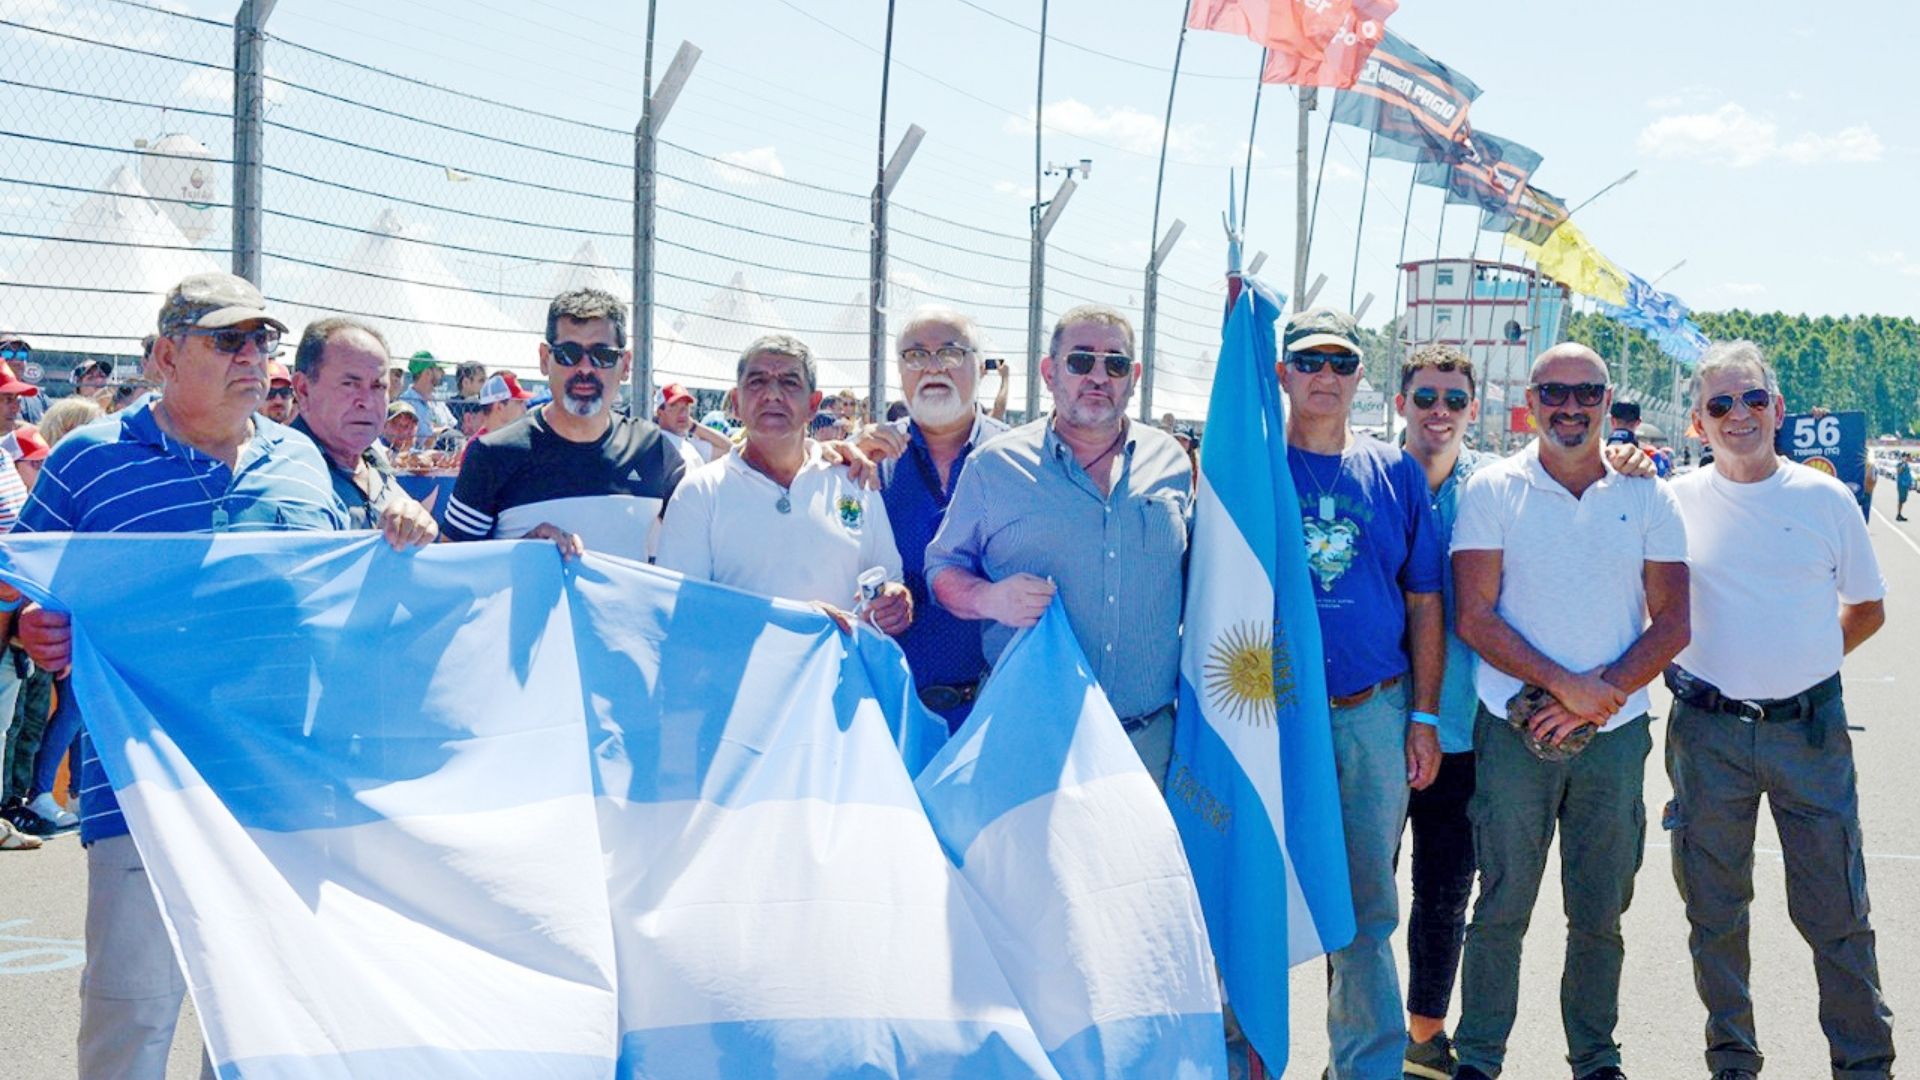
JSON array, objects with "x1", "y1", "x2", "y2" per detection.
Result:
[{"x1": 1189, "y1": 0, "x2": 1399, "y2": 89}]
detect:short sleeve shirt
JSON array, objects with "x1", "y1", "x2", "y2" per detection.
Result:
[
  {"x1": 1450, "y1": 443, "x2": 1688, "y2": 730},
  {"x1": 1429, "y1": 446, "x2": 1488, "y2": 753},
  {"x1": 443, "y1": 409, "x2": 684, "y2": 563},
  {"x1": 289, "y1": 416, "x2": 405, "y2": 530},
  {"x1": 655, "y1": 442, "x2": 903, "y2": 607},
  {"x1": 1288, "y1": 435, "x2": 1445, "y2": 699},
  {"x1": 924, "y1": 418, "x2": 1191, "y2": 719}
]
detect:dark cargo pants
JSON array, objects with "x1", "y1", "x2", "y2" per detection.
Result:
[{"x1": 1666, "y1": 693, "x2": 1895, "y2": 1080}]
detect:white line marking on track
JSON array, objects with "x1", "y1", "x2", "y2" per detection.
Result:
[{"x1": 1872, "y1": 508, "x2": 1920, "y2": 558}]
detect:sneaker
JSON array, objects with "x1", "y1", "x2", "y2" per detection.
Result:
[
  {"x1": 1455, "y1": 1068, "x2": 1494, "y2": 1080},
  {"x1": 27, "y1": 792, "x2": 77, "y2": 830},
  {"x1": 1404, "y1": 1031, "x2": 1457, "y2": 1079},
  {"x1": 1574, "y1": 1069, "x2": 1627, "y2": 1080},
  {"x1": 1710, "y1": 1071, "x2": 1757, "y2": 1080}
]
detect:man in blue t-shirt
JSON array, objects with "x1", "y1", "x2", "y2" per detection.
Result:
[{"x1": 1279, "y1": 307, "x2": 1444, "y2": 1080}]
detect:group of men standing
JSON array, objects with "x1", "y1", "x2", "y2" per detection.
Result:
[{"x1": 0, "y1": 268, "x2": 1896, "y2": 1080}]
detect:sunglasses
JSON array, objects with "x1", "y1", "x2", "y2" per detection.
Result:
[
  {"x1": 266, "y1": 385, "x2": 294, "y2": 400},
  {"x1": 0, "y1": 345, "x2": 27, "y2": 361},
  {"x1": 1410, "y1": 387, "x2": 1471, "y2": 412},
  {"x1": 1062, "y1": 350, "x2": 1131, "y2": 378},
  {"x1": 1288, "y1": 351, "x2": 1361, "y2": 376},
  {"x1": 900, "y1": 345, "x2": 973, "y2": 371},
  {"x1": 1704, "y1": 388, "x2": 1772, "y2": 419},
  {"x1": 179, "y1": 326, "x2": 280, "y2": 356},
  {"x1": 548, "y1": 341, "x2": 623, "y2": 369},
  {"x1": 1531, "y1": 381, "x2": 1607, "y2": 407}
]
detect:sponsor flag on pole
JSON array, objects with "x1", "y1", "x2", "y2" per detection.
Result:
[
  {"x1": 1170, "y1": 277, "x2": 1354, "y2": 1075},
  {"x1": 1481, "y1": 184, "x2": 1569, "y2": 246},
  {"x1": 1415, "y1": 129, "x2": 1543, "y2": 212},
  {"x1": 0, "y1": 535, "x2": 1225, "y2": 1079},
  {"x1": 1329, "y1": 30, "x2": 1480, "y2": 162},
  {"x1": 1511, "y1": 219, "x2": 1631, "y2": 306},
  {"x1": 1190, "y1": 0, "x2": 1400, "y2": 89}
]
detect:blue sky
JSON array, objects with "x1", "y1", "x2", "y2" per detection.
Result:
[{"x1": 6, "y1": 0, "x2": 1914, "y2": 414}]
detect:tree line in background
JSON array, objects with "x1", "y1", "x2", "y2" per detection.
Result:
[{"x1": 1349, "y1": 311, "x2": 1920, "y2": 440}]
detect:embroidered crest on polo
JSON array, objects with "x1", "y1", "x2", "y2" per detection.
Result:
[{"x1": 836, "y1": 495, "x2": 863, "y2": 531}]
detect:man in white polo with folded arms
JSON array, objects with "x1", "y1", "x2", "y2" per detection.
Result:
[{"x1": 656, "y1": 334, "x2": 912, "y2": 635}]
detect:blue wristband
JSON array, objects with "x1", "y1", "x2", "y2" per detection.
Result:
[{"x1": 1410, "y1": 711, "x2": 1440, "y2": 728}]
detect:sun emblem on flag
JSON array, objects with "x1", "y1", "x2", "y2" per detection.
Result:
[{"x1": 1204, "y1": 620, "x2": 1281, "y2": 727}]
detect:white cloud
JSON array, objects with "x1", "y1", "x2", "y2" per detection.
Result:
[
  {"x1": 1005, "y1": 99, "x2": 1204, "y2": 158},
  {"x1": 1637, "y1": 103, "x2": 1883, "y2": 167},
  {"x1": 712, "y1": 147, "x2": 786, "y2": 186},
  {"x1": 1324, "y1": 160, "x2": 1363, "y2": 184},
  {"x1": 1865, "y1": 251, "x2": 1920, "y2": 277},
  {"x1": 177, "y1": 66, "x2": 289, "y2": 107}
]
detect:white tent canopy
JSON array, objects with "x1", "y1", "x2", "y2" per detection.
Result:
[
  {"x1": 656, "y1": 270, "x2": 790, "y2": 388},
  {"x1": 0, "y1": 164, "x2": 224, "y2": 356},
  {"x1": 275, "y1": 207, "x2": 540, "y2": 370}
]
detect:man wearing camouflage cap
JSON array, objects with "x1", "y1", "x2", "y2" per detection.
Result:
[
  {"x1": 1275, "y1": 306, "x2": 1445, "y2": 1080},
  {"x1": 1447, "y1": 343, "x2": 1691, "y2": 1080},
  {"x1": 4, "y1": 271, "x2": 433, "y2": 1080}
]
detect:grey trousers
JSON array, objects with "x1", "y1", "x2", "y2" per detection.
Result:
[
  {"x1": 79, "y1": 836, "x2": 214, "y2": 1080},
  {"x1": 1667, "y1": 694, "x2": 1895, "y2": 1080},
  {"x1": 1455, "y1": 708, "x2": 1652, "y2": 1078}
]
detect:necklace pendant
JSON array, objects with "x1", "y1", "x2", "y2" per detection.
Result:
[
  {"x1": 776, "y1": 493, "x2": 792, "y2": 514},
  {"x1": 211, "y1": 507, "x2": 230, "y2": 530},
  {"x1": 1318, "y1": 495, "x2": 1337, "y2": 522}
]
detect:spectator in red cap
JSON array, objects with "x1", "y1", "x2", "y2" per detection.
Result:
[
  {"x1": 0, "y1": 336, "x2": 45, "y2": 425},
  {"x1": 9, "y1": 426, "x2": 49, "y2": 491},
  {"x1": 0, "y1": 353, "x2": 41, "y2": 459},
  {"x1": 262, "y1": 359, "x2": 297, "y2": 425},
  {"x1": 475, "y1": 372, "x2": 532, "y2": 437},
  {"x1": 653, "y1": 380, "x2": 729, "y2": 471}
]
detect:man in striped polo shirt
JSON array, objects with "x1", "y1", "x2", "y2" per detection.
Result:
[{"x1": 5, "y1": 272, "x2": 425, "y2": 1080}]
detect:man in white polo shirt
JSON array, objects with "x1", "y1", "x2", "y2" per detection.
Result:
[
  {"x1": 656, "y1": 334, "x2": 911, "y2": 633},
  {"x1": 1448, "y1": 343, "x2": 1691, "y2": 1080},
  {"x1": 1664, "y1": 341, "x2": 1892, "y2": 1080}
]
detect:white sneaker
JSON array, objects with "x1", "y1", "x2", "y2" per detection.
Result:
[{"x1": 27, "y1": 793, "x2": 77, "y2": 829}]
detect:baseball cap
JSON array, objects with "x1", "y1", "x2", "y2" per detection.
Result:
[
  {"x1": 809, "y1": 411, "x2": 839, "y2": 434},
  {"x1": 265, "y1": 360, "x2": 293, "y2": 386},
  {"x1": 653, "y1": 382, "x2": 694, "y2": 411},
  {"x1": 1282, "y1": 307, "x2": 1364, "y2": 357},
  {"x1": 386, "y1": 400, "x2": 416, "y2": 421},
  {"x1": 157, "y1": 272, "x2": 287, "y2": 336},
  {"x1": 71, "y1": 358, "x2": 112, "y2": 384},
  {"x1": 11, "y1": 425, "x2": 49, "y2": 462},
  {"x1": 0, "y1": 360, "x2": 38, "y2": 397},
  {"x1": 700, "y1": 409, "x2": 729, "y2": 432},
  {"x1": 477, "y1": 372, "x2": 532, "y2": 405},
  {"x1": 406, "y1": 350, "x2": 443, "y2": 377}
]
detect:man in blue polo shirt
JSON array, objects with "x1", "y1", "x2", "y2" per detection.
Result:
[
  {"x1": 1278, "y1": 307, "x2": 1445, "y2": 1080},
  {"x1": 857, "y1": 306, "x2": 1006, "y2": 731},
  {"x1": 7, "y1": 272, "x2": 427, "y2": 1080}
]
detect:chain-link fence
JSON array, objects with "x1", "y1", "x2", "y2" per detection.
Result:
[{"x1": 0, "y1": 0, "x2": 1226, "y2": 419}]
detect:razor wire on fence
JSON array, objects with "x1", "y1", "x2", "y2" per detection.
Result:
[{"x1": 0, "y1": 0, "x2": 1230, "y2": 420}]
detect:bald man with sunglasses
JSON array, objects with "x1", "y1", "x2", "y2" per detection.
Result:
[
  {"x1": 443, "y1": 287, "x2": 686, "y2": 562},
  {"x1": 1449, "y1": 343, "x2": 1691, "y2": 1080},
  {"x1": 1664, "y1": 341, "x2": 1891, "y2": 1080}
]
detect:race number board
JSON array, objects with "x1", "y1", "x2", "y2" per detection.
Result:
[{"x1": 1776, "y1": 411, "x2": 1867, "y2": 495}]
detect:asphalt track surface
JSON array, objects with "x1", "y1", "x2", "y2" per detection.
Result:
[{"x1": 3, "y1": 501, "x2": 1916, "y2": 1080}]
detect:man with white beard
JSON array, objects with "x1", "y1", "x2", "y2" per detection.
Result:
[
  {"x1": 856, "y1": 307, "x2": 1007, "y2": 732},
  {"x1": 925, "y1": 304, "x2": 1191, "y2": 781},
  {"x1": 444, "y1": 288, "x2": 686, "y2": 562}
]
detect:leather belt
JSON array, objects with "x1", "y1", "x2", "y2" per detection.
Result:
[
  {"x1": 1330, "y1": 674, "x2": 1402, "y2": 711},
  {"x1": 1664, "y1": 666, "x2": 1841, "y2": 724},
  {"x1": 917, "y1": 681, "x2": 980, "y2": 713},
  {"x1": 1119, "y1": 703, "x2": 1173, "y2": 734}
]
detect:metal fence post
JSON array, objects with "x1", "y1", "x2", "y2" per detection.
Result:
[
  {"x1": 871, "y1": 125, "x2": 924, "y2": 416},
  {"x1": 1024, "y1": 177, "x2": 1076, "y2": 422},
  {"x1": 1138, "y1": 218, "x2": 1184, "y2": 422},
  {"x1": 231, "y1": 0, "x2": 277, "y2": 285},
  {"x1": 632, "y1": 41, "x2": 700, "y2": 415}
]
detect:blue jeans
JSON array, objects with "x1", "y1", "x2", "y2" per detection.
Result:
[
  {"x1": 32, "y1": 675, "x2": 80, "y2": 798},
  {"x1": 1326, "y1": 681, "x2": 1412, "y2": 1080}
]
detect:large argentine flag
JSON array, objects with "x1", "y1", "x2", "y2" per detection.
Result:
[
  {"x1": 0, "y1": 535, "x2": 1218, "y2": 1078},
  {"x1": 917, "y1": 601, "x2": 1226, "y2": 1079},
  {"x1": 1169, "y1": 278, "x2": 1354, "y2": 1071}
]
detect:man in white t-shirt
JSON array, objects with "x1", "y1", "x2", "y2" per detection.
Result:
[
  {"x1": 1664, "y1": 341, "x2": 1892, "y2": 1080},
  {"x1": 657, "y1": 335, "x2": 910, "y2": 632},
  {"x1": 1448, "y1": 343, "x2": 1692, "y2": 1080}
]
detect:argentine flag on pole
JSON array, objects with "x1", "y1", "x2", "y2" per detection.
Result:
[{"x1": 1169, "y1": 278, "x2": 1355, "y2": 1072}]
